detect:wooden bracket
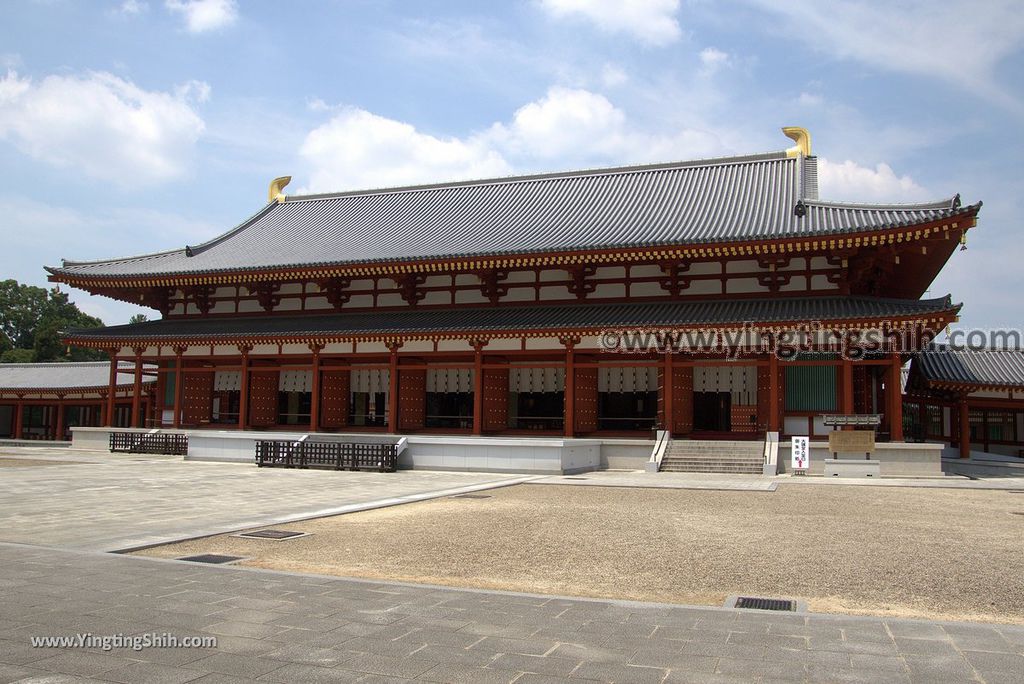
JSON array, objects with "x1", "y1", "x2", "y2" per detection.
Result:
[
  {"x1": 248, "y1": 283, "x2": 282, "y2": 312},
  {"x1": 395, "y1": 274, "x2": 427, "y2": 306},
  {"x1": 565, "y1": 265, "x2": 598, "y2": 300},
  {"x1": 658, "y1": 260, "x2": 692, "y2": 297},
  {"x1": 317, "y1": 277, "x2": 352, "y2": 310},
  {"x1": 474, "y1": 269, "x2": 509, "y2": 305},
  {"x1": 184, "y1": 285, "x2": 215, "y2": 315}
]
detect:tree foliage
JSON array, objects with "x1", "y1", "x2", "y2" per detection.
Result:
[{"x1": 0, "y1": 279, "x2": 106, "y2": 363}]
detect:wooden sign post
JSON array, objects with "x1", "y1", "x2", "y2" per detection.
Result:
[{"x1": 828, "y1": 430, "x2": 875, "y2": 460}]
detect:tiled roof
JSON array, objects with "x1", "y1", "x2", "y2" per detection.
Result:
[
  {"x1": 914, "y1": 346, "x2": 1024, "y2": 389},
  {"x1": 47, "y1": 152, "x2": 977, "y2": 279},
  {"x1": 0, "y1": 362, "x2": 156, "y2": 391},
  {"x1": 65, "y1": 295, "x2": 958, "y2": 343}
]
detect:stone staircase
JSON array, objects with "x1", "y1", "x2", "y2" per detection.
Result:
[{"x1": 659, "y1": 439, "x2": 764, "y2": 474}]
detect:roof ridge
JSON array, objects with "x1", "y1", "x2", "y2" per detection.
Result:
[
  {"x1": 806, "y1": 197, "x2": 967, "y2": 211},
  {"x1": 281, "y1": 151, "x2": 792, "y2": 203}
]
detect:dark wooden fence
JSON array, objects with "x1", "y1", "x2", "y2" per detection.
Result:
[
  {"x1": 109, "y1": 431, "x2": 189, "y2": 455},
  {"x1": 255, "y1": 440, "x2": 398, "y2": 472}
]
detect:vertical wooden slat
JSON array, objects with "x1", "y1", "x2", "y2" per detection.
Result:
[
  {"x1": 574, "y1": 366, "x2": 598, "y2": 434},
  {"x1": 398, "y1": 369, "x2": 426, "y2": 430},
  {"x1": 248, "y1": 371, "x2": 279, "y2": 427},
  {"x1": 320, "y1": 371, "x2": 351, "y2": 429},
  {"x1": 672, "y1": 366, "x2": 693, "y2": 434},
  {"x1": 482, "y1": 367, "x2": 509, "y2": 432}
]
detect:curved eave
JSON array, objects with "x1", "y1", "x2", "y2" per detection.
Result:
[
  {"x1": 62, "y1": 311, "x2": 962, "y2": 351},
  {"x1": 47, "y1": 205, "x2": 981, "y2": 290}
]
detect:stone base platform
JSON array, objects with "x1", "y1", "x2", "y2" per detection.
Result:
[{"x1": 69, "y1": 427, "x2": 652, "y2": 475}]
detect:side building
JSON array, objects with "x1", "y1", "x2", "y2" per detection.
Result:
[
  {"x1": 905, "y1": 346, "x2": 1024, "y2": 459},
  {"x1": 46, "y1": 129, "x2": 979, "y2": 445},
  {"x1": 0, "y1": 362, "x2": 156, "y2": 441}
]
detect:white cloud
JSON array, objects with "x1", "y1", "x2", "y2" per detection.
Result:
[
  {"x1": 797, "y1": 92, "x2": 823, "y2": 107},
  {"x1": 165, "y1": 0, "x2": 237, "y2": 33},
  {"x1": 117, "y1": 0, "x2": 147, "y2": 15},
  {"x1": 817, "y1": 158, "x2": 930, "y2": 204},
  {"x1": 299, "y1": 87, "x2": 732, "y2": 193},
  {"x1": 538, "y1": 0, "x2": 682, "y2": 46},
  {"x1": 743, "y1": 0, "x2": 1024, "y2": 111},
  {"x1": 601, "y1": 63, "x2": 628, "y2": 88},
  {"x1": 0, "y1": 70, "x2": 206, "y2": 185},
  {"x1": 698, "y1": 47, "x2": 731, "y2": 72},
  {"x1": 298, "y1": 109, "x2": 512, "y2": 192}
]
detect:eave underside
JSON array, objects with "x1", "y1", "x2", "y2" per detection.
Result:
[{"x1": 64, "y1": 296, "x2": 960, "y2": 349}]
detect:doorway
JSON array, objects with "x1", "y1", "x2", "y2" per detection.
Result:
[{"x1": 693, "y1": 391, "x2": 731, "y2": 432}]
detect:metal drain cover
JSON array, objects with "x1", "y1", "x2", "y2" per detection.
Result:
[
  {"x1": 734, "y1": 597, "x2": 796, "y2": 611},
  {"x1": 563, "y1": 477, "x2": 588, "y2": 480},
  {"x1": 452, "y1": 494, "x2": 492, "y2": 499},
  {"x1": 177, "y1": 554, "x2": 245, "y2": 564},
  {"x1": 237, "y1": 529, "x2": 306, "y2": 539}
]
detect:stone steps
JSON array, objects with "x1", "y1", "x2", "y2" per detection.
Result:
[{"x1": 659, "y1": 439, "x2": 765, "y2": 474}]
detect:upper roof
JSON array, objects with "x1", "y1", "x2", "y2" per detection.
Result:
[
  {"x1": 913, "y1": 346, "x2": 1024, "y2": 389},
  {"x1": 46, "y1": 149, "x2": 978, "y2": 281},
  {"x1": 64, "y1": 295, "x2": 959, "y2": 346},
  {"x1": 0, "y1": 361, "x2": 156, "y2": 392}
]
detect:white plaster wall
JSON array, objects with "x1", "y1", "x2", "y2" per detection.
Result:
[
  {"x1": 237, "y1": 300, "x2": 262, "y2": 313},
  {"x1": 421, "y1": 291, "x2": 452, "y2": 306},
  {"x1": 593, "y1": 283, "x2": 626, "y2": 298},
  {"x1": 539, "y1": 286, "x2": 572, "y2": 300},
  {"x1": 455, "y1": 290, "x2": 489, "y2": 304},
  {"x1": 725, "y1": 278, "x2": 762, "y2": 294},
  {"x1": 376, "y1": 293, "x2": 405, "y2": 307},
  {"x1": 630, "y1": 265, "x2": 663, "y2": 278},
  {"x1": 630, "y1": 282, "x2": 664, "y2": 298},
  {"x1": 501, "y1": 288, "x2": 535, "y2": 302},
  {"x1": 687, "y1": 280, "x2": 721, "y2": 295},
  {"x1": 809, "y1": 274, "x2": 838, "y2": 290},
  {"x1": 304, "y1": 296, "x2": 331, "y2": 310}
]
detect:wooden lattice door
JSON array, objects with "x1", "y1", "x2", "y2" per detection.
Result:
[
  {"x1": 672, "y1": 366, "x2": 693, "y2": 435},
  {"x1": 573, "y1": 367, "x2": 598, "y2": 434},
  {"x1": 482, "y1": 368, "x2": 509, "y2": 432},
  {"x1": 398, "y1": 369, "x2": 426, "y2": 431},
  {"x1": 181, "y1": 372, "x2": 213, "y2": 426},
  {"x1": 320, "y1": 371, "x2": 350, "y2": 429},
  {"x1": 248, "y1": 371, "x2": 279, "y2": 427}
]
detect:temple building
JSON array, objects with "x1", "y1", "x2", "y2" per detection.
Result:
[
  {"x1": 905, "y1": 346, "x2": 1024, "y2": 459},
  {"x1": 46, "y1": 128, "x2": 980, "y2": 451},
  {"x1": 0, "y1": 362, "x2": 155, "y2": 441}
]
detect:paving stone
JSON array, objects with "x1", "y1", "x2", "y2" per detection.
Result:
[
  {"x1": 571, "y1": 661, "x2": 668, "y2": 683},
  {"x1": 256, "y1": 662, "x2": 365, "y2": 683},
  {"x1": 548, "y1": 643, "x2": 635, "y2": 664},
  {"x1": 101, "y1": 660, "x2": 208, "y2": 684},
  {"x1": 417, "y1": 662, "x2": 520, "y2": 683},
  {"x1": 186, "y1": 652, "x2": 287, "y2": 679},
  {"x1": 489, "y1": 653, "x2": 581, "y2": 676},
  {"x1": 337, "y1": 652, "x2": 438, "y2": 679},
  {"x1": 23, "y1": 651, "x2": 128, "y2": 677},
  {"x1": 892, "y1": 637, "x2": 962, "y2": 657},
  {"x1": 467, "y1": 636, "x2": 556, "y2": 657},
  {"x1": 960, "y1": 649, "x2": 1024, "y2": 674}
]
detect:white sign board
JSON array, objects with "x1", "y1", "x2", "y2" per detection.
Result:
[{"x1": 791, "y1": 436, "x2": 810, "y2": 471}]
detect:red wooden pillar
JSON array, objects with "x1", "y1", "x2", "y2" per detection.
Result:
[
  {"x1": 130, "y1": 348, "x2": 144, "y2": 428},
  {"x1": 172, "y1": 347, "x2": 185, "y2": 429},
  {"x1": 563, "y1": 338, "x2": 576, "y2": 437},
  {"x1": 309, "y1": 343, "x2": 323, "y2": 431},
  {"x1": 237, "y1": 345, "x2": 251, "y2": 430},
  {"x1": 99, "y1": 395, "x2": 107, "y2": 427},
  {"x1": 959, "y1": 396, "x2": 971, "y2": 459},
  {"x1": 472, "y1": 340, "x2": 486, "y2": 436},
  {"x1": 387, "y1": 342, "x2": 401, "y2": 433},
  {"x1": 768, "y1": 352, "x2": 780, "y2": 432},
  {"x1": 13, "y1": 398, "x2": 23, "y2": 440},
  {"x1": 106, "y1": 354, "x2": 118, "y2": 427},
  {"x1": 888, "y1": 354, "x2": 903, "y2": 441},
  {"x1": 55, "y1": 399, "x2": 65, "y2": 442},
  {"x1": 663, "y1": 352, "x2": 674, "y2": 437}
]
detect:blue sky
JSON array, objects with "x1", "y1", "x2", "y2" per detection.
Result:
[{"x1": 1, "y1": 0, "x2": 1022, "y2": 333}]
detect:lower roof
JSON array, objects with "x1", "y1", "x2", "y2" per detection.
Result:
[
  {"x1": 65, "y1": 296, "x2": 959, "y2": 346},
  {"x1": 0, "y1": 362, "x2": 156, "y2": 392},
  {"x1": 914, "y1": 346, "x2": 1024, "y2": 390}
]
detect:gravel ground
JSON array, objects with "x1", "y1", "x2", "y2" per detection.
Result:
[{"x1": 136, "y1": 483, "x2": 1024, "y2": 624}]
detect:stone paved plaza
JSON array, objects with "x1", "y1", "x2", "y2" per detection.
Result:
[
  {"x1": 1, "y1": 447, "x2": 1023, "y2": 682},
  {"x1": 0, "y1": 447, "x2": 530, "y2": 551},
  {"x1": 2, "y1": 543, "x2": 1023, "y2": 684}
]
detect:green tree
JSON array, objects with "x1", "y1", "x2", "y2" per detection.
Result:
[
  {"x1": 128, "y1": 313, "x2": 149, "y2": 325},
  {"x1": 0, "y1": 279, "x2": 106, "y2": 362}
]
